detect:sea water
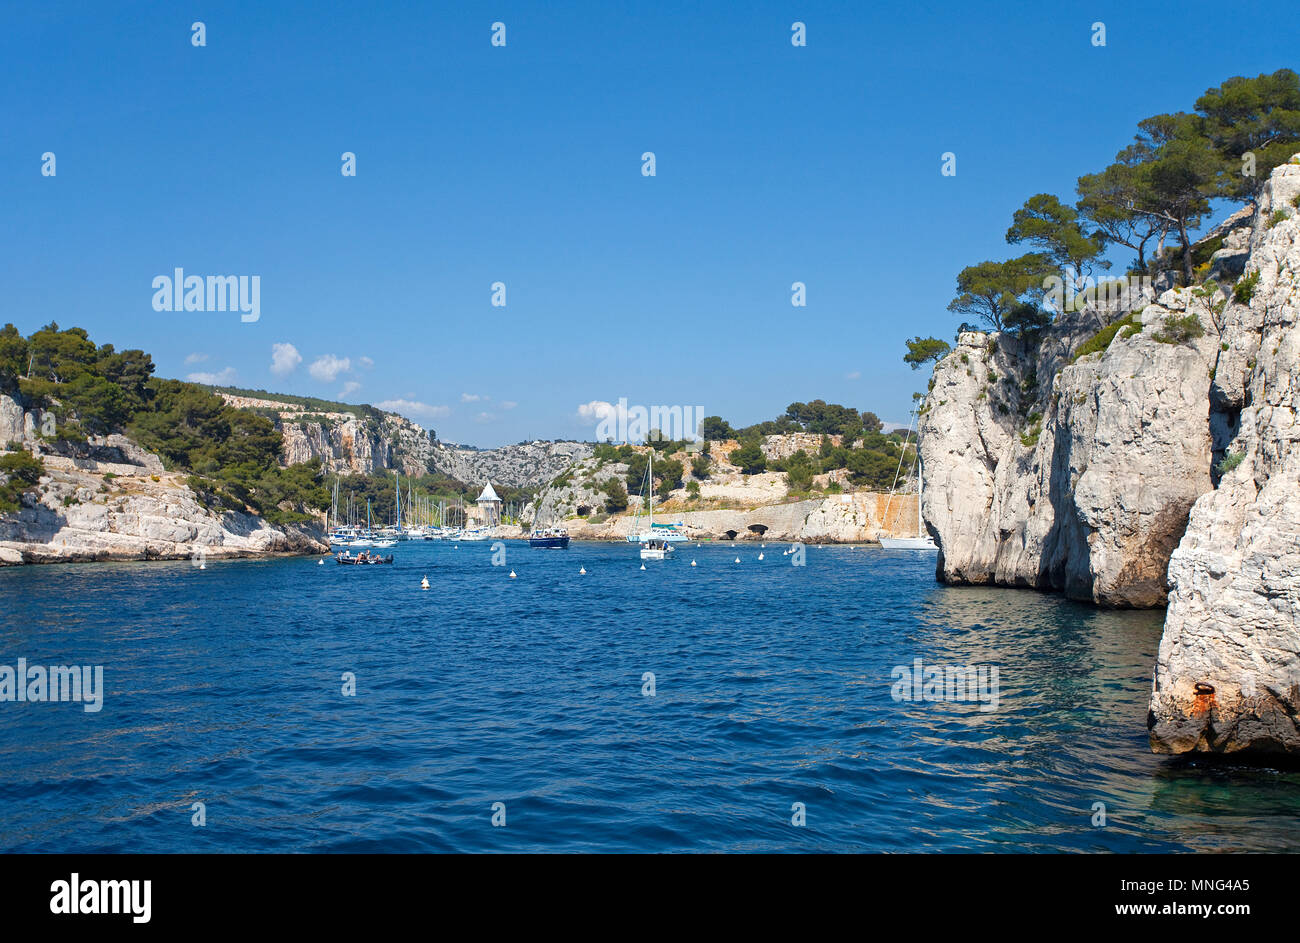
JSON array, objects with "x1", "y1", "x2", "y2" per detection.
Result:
[{"x1": 2, "y1": 541, "x2": 1299, "y2": 852}]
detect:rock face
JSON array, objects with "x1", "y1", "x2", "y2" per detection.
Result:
[
  {"x1": 1150, "y1": 157, "x2": 1300, "y2": 754},
  {"x1": 220, "y1": 394, "x2": 435, "y2": 478},
  {"x1": 0, "y1": 418, "x2": 326, "y2": 566},
  {"x1": 920, "y1": 277, "x2": 1222, "y2": 607},
  {"x1": 219, "y1": 393, "x2": 590, "y2": 489},
  {"x1": 429, "y1": 440, "x2": 593, "y2": 490}
]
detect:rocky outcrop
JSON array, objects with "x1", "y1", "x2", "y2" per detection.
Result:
[
  {"x1": 919, "y1": 274, "x2": 1224, "y2": 607},
  {"x1": 1149, "y1": 157, "x2": 1300, "y2": 754},
  {"x1": 219, "y1": 392, "x2": 591, "y2": 488},
  {"x1": 0, "y1": 439, "x2": 325, "y2": 566},
  {"x1": 429, "y1": 440, "x2": 592, "y2": 490}
]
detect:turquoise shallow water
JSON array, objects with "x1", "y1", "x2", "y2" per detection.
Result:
[{"x1": 2, "y1": 540, "x2": 1299, "y2": 852}]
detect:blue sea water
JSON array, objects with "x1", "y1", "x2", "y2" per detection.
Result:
[{"x1": 2, "y1": 540, "x2": 1299, "y2": 853}]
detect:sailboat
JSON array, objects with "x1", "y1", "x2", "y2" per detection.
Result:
[
  {"x1": 880, "y1": 407, "x2": 938, "y2": 551},
  {"x1": 631, "y1": 450, "x2": 679, "y2": 560},
  {"x1": 373, "y1": 471, "x2": 400, "y2": 547}
]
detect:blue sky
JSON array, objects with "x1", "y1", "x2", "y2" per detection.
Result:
[{"x1": 2, "y1": 0, "x2": 1294, "y2": 446}]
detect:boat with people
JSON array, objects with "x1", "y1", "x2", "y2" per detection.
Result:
[
  {"x1": 336, "y1": 549, "x2": 394, "y2": 565},
  {"x1": 529, "y1": 526, "x2": 570, "y2": 549}
]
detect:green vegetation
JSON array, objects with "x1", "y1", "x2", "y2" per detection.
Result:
[
  {"x1": 917, "y1": 69, "x2": 1300, "y2": 374},
  {"x1": 699, "y1": 416, "x2": 735, "y2": 440},
  {"x1": 593, "y1": 442, "x2": 636, "y2": 463},
  {"x1": 947, "y1": 254, "x2": 1055, "y2": 332},
  {"x1": 782, "y1": 450, "x2": 816, "y2": 491},
  {"x1": 1233, "y1": 270, "x2": 1260, "y2": 304},
  {"x1": 1152, "y1": 314, "x2": 1206, "y2": 345},
  {"x1": 655, "y1": 458, "x2": 683, "y2": 492},
  {"x1": 729, "y1": 442, "x2": 767, "y2": 475},
  {"x1": 0, "y1": 322, "x2": 333, "y2": 524},
  {"x1": 0, "y1": 450, "x2": 45, "y2": 512},
  {"x1": 1070, "y1": 313, "x2": 1143, "y2": 363},
  {"x1": 904, "y1": 336, "x2": 951, "y2": 370},
  {"x1": 1268, "y1": 209, "x2": 1288, "y2": 228},
  {"x1": 600, "y1": 478, "x2": 628, "y2": 512},
  {"x1": 1216, "y1": 451, "x2": 1245, "y2": 475},
  {"x1": 690, "y1": 453, "x2": 710, "y2": 479}
]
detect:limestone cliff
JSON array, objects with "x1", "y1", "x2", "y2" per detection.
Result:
[
  {"x1": 0, "y1": 397, "x2": 325, "y2": 565},
  {"x1": 1149, "y1": 157, "x2": 1300, "y2": 754},
  {"x1": 219, "y1": 393, "x2": 590, "y2": 489},
  {"x1": 915, "y1": 155, "x2": 1300, "y2": 755},
  {"x1": 919, "y1": 278, "x2": 1226, "y2": 608}
]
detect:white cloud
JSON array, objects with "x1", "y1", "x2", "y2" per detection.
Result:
[
  {"x1": 845, "y1": 370, "x2": 861, "y2": 380},
  {"x1": 270, "y1": 342, "x2": 303, "y2": 377},
  {"x1": 577, "y1": 400, "x2": 616, "y2": 424},
  {"x1": 460, "y1": 392, "x2": 486, "y2": 403},
  {"x1": 338, "y1": 381, "x2": 361, "y2": 398},
  {"x1": 186, "y1": 367, "x2": 237, "y2": 385},
  {"x1": 359, "y1": 356, "x2": 375, "y2": 369},
  {"x1": 376, "y1": 399, "x2": 451, "y2": 421},
  {"x1": 475, "y1": 411, "x2": 497, "y2": 423},
  {"x1": 184, "y1": 352, "x2": 208, "y2": 365},
  {"x1": 309, "y1": 354, "x2": 351, "y2": 383},
  {"x1": 501, "y1": 400, "x2": 518, "y2": 410}
]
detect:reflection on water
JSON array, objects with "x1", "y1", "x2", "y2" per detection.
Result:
[{"x1": 1, "y1": 543, "x2": 1298, "y2": 852}]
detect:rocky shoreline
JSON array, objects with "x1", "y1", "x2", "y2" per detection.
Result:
[{"x1": 0, "y1": 404, "x2": 327, "y2": 567}]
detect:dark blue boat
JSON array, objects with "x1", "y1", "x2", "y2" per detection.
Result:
[{"x1": 528, "y1": 528, "x2": 570, "y2": 549}]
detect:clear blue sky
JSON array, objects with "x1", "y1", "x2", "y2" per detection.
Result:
[{"x1": 2, "y1": 1, "x2": 1293, "y2": 445}]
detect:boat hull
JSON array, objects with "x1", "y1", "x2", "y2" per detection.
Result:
[
  {"x1": 529, "y1": 536, "x2": 570, "y2": 549},
  {"x1": 879, "y1": 537, "x2": 938, "y2": 550},
  {"x1": 336, "y1": 554, "x2": 394, "y2": 565}
]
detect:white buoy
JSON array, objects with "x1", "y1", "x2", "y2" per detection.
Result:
[
  {"x1": 761, "y1": 543, "x2": 766, "y2": 548},
  {"x1": 690, "y1": 559, "x2": 697, "y2": 567},
  {"x1": 734, "y1": 557, "x2": 740, "y2": 563},
  {"x1": 318, "y1": 559, "x2": 324, "y2": 565},
  {"x1": 509, "y1": 570, "x2": 517, "y2": 578},
  {"x1": 758, "y1": 552, "x2": 764, "y2": 560},
  {"x1": 421, "y1": 576, "x2": 429, "y2": 589},
  {"x1": 640, "y1": 563, "x2": 646, "y2": 571},
  {"x1": 199, "y1": 563, "x2": 206, "y2": 570},
  {"x1": 579, "y1": 566, "x2": 586, "y2": 575}
]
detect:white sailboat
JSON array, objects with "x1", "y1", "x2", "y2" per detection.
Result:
[
  {"x1": 880, "y1": 407, "x2": 938, "y2": 551},
  {"x1": 634, "y1": 451, "x2": 675, "y2": 560}
]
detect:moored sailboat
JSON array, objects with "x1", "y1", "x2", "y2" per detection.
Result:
[{"x1": 880, "y1": 406, "x2": 937, "y2": 551}]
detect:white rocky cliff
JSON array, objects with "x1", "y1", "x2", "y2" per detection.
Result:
[
  {"x1": 920, "y1": 282, "x2": 1220, "y2": 608},
  {"x1": 918, "y1": 155, "x2": 1300, "y2": 754},
  {"x1": 1150, "y1": 157, "x2": 1300, "y2": 754},
  {"x1": 0, "y1": 400, "x2": 324, "y2": 565}
]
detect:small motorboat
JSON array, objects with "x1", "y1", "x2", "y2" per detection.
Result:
[
  {"x1": 529, "y1": 527, "x2": 570, "y2": 549},
  {"x1": 336, "y1": 550, "x2": 394, "y2": 565}
]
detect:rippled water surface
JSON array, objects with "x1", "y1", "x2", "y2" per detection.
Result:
[{"x1": 3, "y1": 541, "x2": 1299, "y2": 852}]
